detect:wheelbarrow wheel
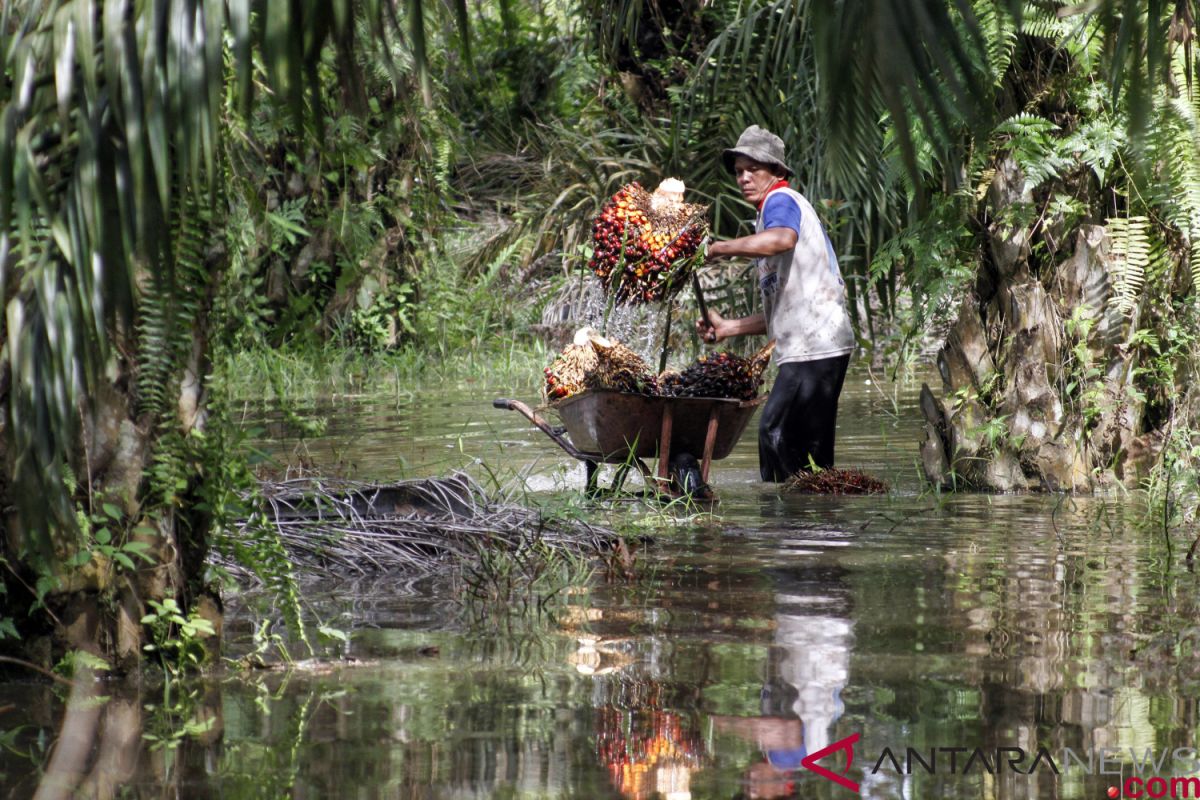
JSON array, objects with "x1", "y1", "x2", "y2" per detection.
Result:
[{"x1": 669, "y1": 452, "x2": 712, "y2": 500}]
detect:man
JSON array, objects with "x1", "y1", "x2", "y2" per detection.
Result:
[{"x1": 697, "y1": 125, "x2": 855, "y2": 481}]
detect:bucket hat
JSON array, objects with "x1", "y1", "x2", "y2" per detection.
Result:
[{"x1": 722, "y1": 125, "x2": 794, "y2": 177}]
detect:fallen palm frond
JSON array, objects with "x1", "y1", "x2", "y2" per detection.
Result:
[
  {"x1": 785, "y1": 468, "x2": 889, "y2": 495},
  {"x1": 218, "y1": 473, "x2": 619, "y2": 582}
]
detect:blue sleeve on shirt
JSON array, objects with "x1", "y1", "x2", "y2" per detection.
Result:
[{"x1": 761, "y1": 193, "x2": 802, "y2": 237}]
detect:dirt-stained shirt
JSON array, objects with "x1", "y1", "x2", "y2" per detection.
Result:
[{"x1": 756, "y1": 187, "x2": 856, "y2": 364}]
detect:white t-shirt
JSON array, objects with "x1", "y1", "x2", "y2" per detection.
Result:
[
  {"x1": 756, "y1": 187, "x2": 856, "y2": 363},
  {"x1": 775, "y1": 610, "x2": 852, "y2": 756}
]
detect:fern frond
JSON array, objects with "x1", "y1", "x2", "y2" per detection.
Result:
[
  {"x1": 137, "y1": 193, "x2": 213, "y2": 506},
  {"x1": 992, "y1": 112, "x2": 1069, "y2": 191},
  {"x1": 1019, "y1": 3, "x2": 1072, "y2": 42},
  {"x1": 1145, "y1": 92, "x2": 1200, "y2": 295},
  {"x1": 1143, "y1": 225, "x2": 1173, "y2": 287},
  {"x1": 1106, "y1": 215, "x2": 1150, "y2": 317},
  {"x1": 972, "y1": 0, "x2": 1018, "y2": 86}
]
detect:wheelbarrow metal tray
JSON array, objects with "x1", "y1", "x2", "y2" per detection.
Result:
[{"x1": 551, "y1": 390, "x2": 764, "y2": 461}]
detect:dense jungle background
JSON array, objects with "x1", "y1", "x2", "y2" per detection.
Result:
[{"x1": 6, "y1": 0, "x2": 1200, "y2": 797}]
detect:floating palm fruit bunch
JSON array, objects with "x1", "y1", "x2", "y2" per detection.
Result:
[
  {"x1": 589, "y1": 178, "x2": 709, "y2": 305},
  {"x1": 658, "y1": 342, "x2": 775, "y2": 400},
  {"x1": 786, "y1": 467, "x2": 889, "y2": 495}
]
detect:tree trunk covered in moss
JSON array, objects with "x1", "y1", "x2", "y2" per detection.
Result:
[{"x1": 919, "y1": 158, "x2": 1195, "y2": 491}]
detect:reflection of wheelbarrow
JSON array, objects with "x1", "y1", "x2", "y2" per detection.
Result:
[{"x1": 493, "y1": 390, "x2": 765, "y2": 497}]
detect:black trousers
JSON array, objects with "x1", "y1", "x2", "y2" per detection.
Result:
[{"x1": 759, "y1": 354, "x2": 851, "y2": 482}]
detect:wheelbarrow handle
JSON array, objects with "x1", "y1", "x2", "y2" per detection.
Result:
[
  {"x1": 493, "y1": 397, "x2": 592, "y2": 461},
  {"x1": 495, "y1": 398, "x2": 540, "y2": 423}
]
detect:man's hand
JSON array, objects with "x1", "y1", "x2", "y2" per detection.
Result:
[
  {"x1": 696, "y1": 310, "x2": 769, "y2": 342},
  {"x1": 696, "y1": 308, "x2": 729, "y2": 343}
]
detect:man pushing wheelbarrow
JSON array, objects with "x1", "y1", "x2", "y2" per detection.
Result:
[
  {"x1": 697, "y1": 125, "x2": 856, "y2": 482},
  {"x1": 498, "y1": 126, "x2": 855, "y2": 496}
]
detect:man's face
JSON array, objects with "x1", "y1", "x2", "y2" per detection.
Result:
[{"x1": 733, "y1": 156, "x2": 782, "y2": 206}]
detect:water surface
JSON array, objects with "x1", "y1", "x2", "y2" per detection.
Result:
[{"x1": 4, "y1": 370, "x2": 1198, "y2": 800}]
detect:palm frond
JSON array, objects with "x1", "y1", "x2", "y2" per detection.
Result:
[
  {"x1": 0, "y1": 0, "x2": 415, "y2": 552},
  {"x1": 1142, "y1": 64, "x2": 1200, "y2": 294},
  {"x1": 811, "y1": 0, "x2": 1003, "y2": 193}
]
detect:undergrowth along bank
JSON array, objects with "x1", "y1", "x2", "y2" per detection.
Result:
[{"x1": 219, "y1": 338, "x2": 553, "y2": 402}]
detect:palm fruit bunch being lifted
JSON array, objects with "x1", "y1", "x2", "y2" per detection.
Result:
[
  {"x1": 589, "y1": 179, "x2": 709, "y2": 304},
  {"x1": 658, "y1": 342, "x2": 775, "y2": 401}
]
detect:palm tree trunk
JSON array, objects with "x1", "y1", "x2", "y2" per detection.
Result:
[{"x1": 919, "y1": 158, "x2": 1172, "y2": 491}]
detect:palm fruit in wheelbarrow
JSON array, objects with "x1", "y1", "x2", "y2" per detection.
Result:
[
  {"x1": 543, "y1": 328, "x2": 601, "y2": 401},
  {"x1": 588, "y1": 178, "x2": 709, "y2": 305},
  {"x1": 584, "y1": 333, "x2": 657, "y2": 395},
  {"x1": 544, "y1": 328, "x2": 656, "y2": 401},
  {"x1": 657, "y1": 341, "x2": 775, "y2": 400}
]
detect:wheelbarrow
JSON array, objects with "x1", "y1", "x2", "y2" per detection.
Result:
[{"x1": 493, "y1": 390, "x2": 765, "y2": 497}]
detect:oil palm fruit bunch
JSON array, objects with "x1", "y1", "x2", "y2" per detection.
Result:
[
  {"x1": 589, "y1": 179, "x2": 709, "y2": 305},
  {"x1": 544, "y1": 329, "x2": 656, "y2": 401},
  {"x1": 543, "y1": 335, "x2": 598, "y2": 401},
  {"x1": 786, "y1": 467, "x2": 888, "y2": 494},
  {"x1": 584, "y1": 333, "x2": 657, "y2": 395},
  {"x1": 658, "y1": 342, "x2": 775, "y2": 400}
]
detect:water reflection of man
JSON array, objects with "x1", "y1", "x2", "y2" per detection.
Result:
[
  {"x1": 713, "y1": 564, "x2": 854, "y2": 798},
  {"x1": 712, "y1": 715, "x2": 804, "y2": 799}
]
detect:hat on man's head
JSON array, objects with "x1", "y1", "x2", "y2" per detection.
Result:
[{"x1": 722, "y1": 125, "x2": 793, "y2": 177}]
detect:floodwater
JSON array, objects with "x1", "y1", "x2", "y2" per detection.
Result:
[{"x1": 5, "y1": 369, "x2": 1200, "y2": 800}]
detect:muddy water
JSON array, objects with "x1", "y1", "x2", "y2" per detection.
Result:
[{"x1": 5, "y1": 371, "x2": 1200, "y2": 800}]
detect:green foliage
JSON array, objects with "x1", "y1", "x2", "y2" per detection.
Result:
[
  {"x1": 993, "y1": 114, "x2": 1073, "y2": 192},
  {"x1": 1145, "y1": 422, "x2": 1200, "y2": 533},
  {"x1": 867, "y1": 195, "x2": 977, "y2": 364},
  {"x1": 1106, "y1": 215, "x2": 1151, "y2": 317},
  {"x1": 218, "y1": 336, "x2": 550, "y2": 404},
  {"x1": 812, "y1": 0, "x2": 998, "y2": 190},
  {"x1": 1141, "y1": 51, "x2": 1200, "y2": 295},
  {"x1": 68, "y1": 501, "x2": 156, "y2": 573},
  {"x1": 141, "y1": 597, "x2": 216, "y2": 673},
  {"x1": 0, "y1": 0, "x2": 439, "y2": 665},
  {"x1": 1061, "y1": 307, "x2": 1107, "y2": 429},
  {"x1": 53, "y1": 649, "x2": 112, "y2": 679},
  {"x1": 974, "y1": 0, "x2": 1019, "y2": 87},
  {"x1": 460, "y1": 536, "x2": 594, "y2": 630},
  {"x1": 200, "y1": 375, "x2": 311, "y2": 653}
]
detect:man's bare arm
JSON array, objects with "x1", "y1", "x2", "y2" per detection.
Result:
[
  {"x1": 696, "y1": 309, "x2": 767, "y2": 343},
  {"x1": 708, "y1": 227, "x2": 797, "y2": 259}
]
